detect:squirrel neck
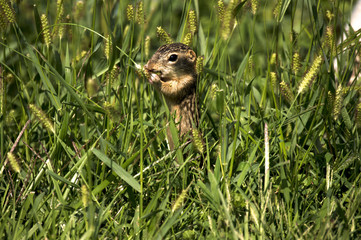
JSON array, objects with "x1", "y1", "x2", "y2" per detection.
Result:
[{"x1": 165, "y1": 87, "x2": 199, "y2": 137}]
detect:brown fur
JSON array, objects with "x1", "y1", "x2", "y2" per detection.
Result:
[{"x1": 144, "y1": 43, "x2": 199, "y2": 150}]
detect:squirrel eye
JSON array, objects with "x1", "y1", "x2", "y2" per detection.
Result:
[{"x1": 168, "y1": 54, "x2": 178, "y2": 62}]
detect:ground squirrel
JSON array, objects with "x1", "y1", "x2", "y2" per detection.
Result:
[{"x1": 144, "y1": 43, "x2": 200, "y2": 150}]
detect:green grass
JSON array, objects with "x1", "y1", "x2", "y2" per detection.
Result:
[{"x1": 1, "y1": 0, "x2": 361, "y2": 239}]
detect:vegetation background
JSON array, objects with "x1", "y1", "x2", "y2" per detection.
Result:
[{"x1": 1, "y1": 0, "x2": 361, "y2": 239}]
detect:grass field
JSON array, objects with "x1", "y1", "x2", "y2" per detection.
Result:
[{"x1": 1, "y1": 0, "x2": 361, "y2": 239}]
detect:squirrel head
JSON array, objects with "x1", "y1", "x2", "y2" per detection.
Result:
[{"x1": 144, "y1": 43, "x2": 197, "y2": 102}]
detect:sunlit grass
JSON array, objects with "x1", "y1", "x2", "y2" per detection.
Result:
[{"x1": 0, "y1": 0, "x2": 361, "y2": 239}]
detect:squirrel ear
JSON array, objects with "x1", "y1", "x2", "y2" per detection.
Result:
[{"x1": 187, "y1": 50, "x2": 196, "y2": 62}]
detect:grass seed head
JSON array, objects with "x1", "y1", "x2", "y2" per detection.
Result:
[
  {"x1": 270, "y1": 72, "x2": 277, "y2": 87},
  {"x1": 217, "y1": 0, "x2": 225, "y2": 22},
  {"x1": 192, "y1": 128, "x2": 204, "y2": 154},
  {"x1": 29, "y1": 104, "x2": 55, "y2": 133},
  {"x1": 270, "y1": 53, "x2": 277, "y2": 67},
  {"x1": 326, "y1": 10, "x2": 334, "y2": 22},
  {"x1": 56, "y1": 0, "x2": 64, "y2": 20},
  {"x1": 196, "y1": 56, "x2": 204, "y2": 75},
  {"x1": 41, "y1": 14, "x2": 52, "y2": 48},
  {"x1": 53, "y1": 0, "x2": 64, "y2": 39},
  {"x1": 188, "y1": 10, "x2": 197, "y2": 35},
  {"x1": 333, "y1": 85, "x2": 343, "y2": 120},
  {"x1": 273, "y1": 0, "x2": 282, "y2": 20},
  {"x1": 104, "y1": 34, "x2": 112, "y2": 60},
  {"x1": 247, "y1": 55, "x2": 255, "y2": 79},
  {"x1": 280, "y1": 80, "x2": 294, "y2": 103},
  {"x1": 81, "y1": 185, "x2": 89, "y2": 208},
  {"x1": 156, "y1": 26, "x2": 173, "y2": 44},
  {"x1": 57, "y1": 22, "x2": 64, "y2": 40},
  {"x1": 7, "y1": 152, "x2": 20, "y2": 173},
  {"x1": 251, "y1": 0, "x2": 259, "y2": 14},
  {"x1": 298, "y1": 54, "x2": 322, "y2": 94},
  {"x1": 292, "y1": 52, "x2": 300, "y2": 75},
  {"x1": 75, "y1": 50, "x2": 87, "y2": 62},
  {"x1": 109, "y1": 65, "x2": 120, "y2": 82},
  {"x1": 210, "y1": 84, "x2": 218, "y2": 100},
  {"x1": 135, "y1": 63, "x2": 148, "y2": 79},
  {"x1": 127, "y1": 4, "x2": 134, "y2": 21},
  {"x1": 182, "y1": 32, "x2": 192, "y2": 46},
  {"x1": 222, "y1": 0, "x2": 235, "y2": 40},
  {"x1": 172, "y1": 188, "x2": 189, "y2": 213},
  {"x1": 326, "y1": 25, "x2": 334, "y2": 50},
  {"x1": 0, "y1": 0, "x2": 15, "y2": 30},
  {"x1": 136, "y1": 1, "x2": 145, "y2": 25}
]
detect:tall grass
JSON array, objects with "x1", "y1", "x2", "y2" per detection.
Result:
[{"x1": 1, "y1": 0, "x2": 361, "y2": 238}]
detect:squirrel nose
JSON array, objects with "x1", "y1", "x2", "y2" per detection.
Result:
[
  {"x1": 144, "y1": 61, "x2": 150, "y2": 70},
  {"x1": 144, "y1": 60, "x2": 155, "y2": 71}
]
